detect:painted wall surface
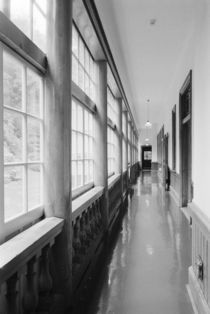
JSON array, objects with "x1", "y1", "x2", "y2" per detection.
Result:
[{"x1": 162, "y1": 0, "x2": 210, "y2": 217}]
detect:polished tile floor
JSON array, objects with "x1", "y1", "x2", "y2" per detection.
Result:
[{"x1": 87, "y1": 171, "x2": 194, "y2": 314}]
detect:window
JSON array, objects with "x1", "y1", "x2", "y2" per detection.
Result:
[
  {"x1": 71, "y1": 98, "x2": 94, "y2": 191},
  {"x1": 2, "y1": 48, "x2": 44, "y2": 222},
  {"x1": 3, "y1": 0, "x2": 47, "y2": 52},
  {"x1": 122, "y1": 112, "x2": 126, "y2": 136},
  {"x1": 122, "y1": 112, "x2": 127, "y2": 171},
  {"x1": 123, "y1": 140, "x2": 127, "y2": 171},
  {"x1": 107, "y1": 87, "x2": 118, "y2": 126},
  {"x1": 107, "y1": 127, "x2": 116, "y2": 176},
  {"x1": 72, "y1": 25, "x2": 96, "y2": 103},
  {"x1": 128, "y1": 144, "x2": 131, "y2": 165},
  {"x1": 172, "y1": 105, "x2": 176, "y2": 170}
]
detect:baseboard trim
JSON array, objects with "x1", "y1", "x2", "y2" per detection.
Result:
[{"x1": 188, "y1": 266, "x2": 210, "y2": 314}]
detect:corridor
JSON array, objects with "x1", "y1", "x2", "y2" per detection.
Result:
[{"x1": 87, "y1": 172, "x2": 194, "y2": 314}]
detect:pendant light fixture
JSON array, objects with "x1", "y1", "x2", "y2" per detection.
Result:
[{"x1": 145, "y1": 99, "x2": 152, "y2": 128}]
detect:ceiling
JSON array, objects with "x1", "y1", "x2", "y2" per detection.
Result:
[{"x1": 94, "y1": 0, "x2": 202, "y2": 131}]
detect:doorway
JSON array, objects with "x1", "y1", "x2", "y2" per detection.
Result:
[
  {"x1": 141, "y1": 145, "x2": 152, "y2": 170},
  {"x1": 179, "y1": 70, "x2": 192, "y2": 207}
]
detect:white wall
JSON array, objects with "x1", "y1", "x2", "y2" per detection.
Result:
[{"x1": 162, "y1": 0, "x2": 210, "y2": 217}]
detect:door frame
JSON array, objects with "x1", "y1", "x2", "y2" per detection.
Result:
[{"x1": 179, "y1": 70, "x2": 192, "y2": 207}]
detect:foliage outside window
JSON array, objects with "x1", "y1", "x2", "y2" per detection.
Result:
[
  {"x1": 1, "y1": 0, "x2": 47, "y2": 52},
  {"x1": 72, "y1": 24, "x2": 96, "y2": 103},
  {"x1": 107, "y1": 126, "x2": 116, "y2": 176},
  {"x1": 71, "y1": 98, "x2": 94, "y2": 191},
  {"x1": 3, "y1": 48, "x2": 44, "y2": 222}
]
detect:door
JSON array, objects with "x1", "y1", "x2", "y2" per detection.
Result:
[
  {"x1": 142, "y1": 146, "x2": 152, "y2": 170},
  {"x1": 180, "y1": 71, "x2": 192, "y2": 207}
]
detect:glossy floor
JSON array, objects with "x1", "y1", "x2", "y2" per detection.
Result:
[{"x1": 87, "y1": 171, "x2": 193, "y2": 314}]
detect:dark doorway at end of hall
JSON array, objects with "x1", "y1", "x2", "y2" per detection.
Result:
[{"x1": 141, "y1": 145, "x2": 152, "y2": 170}]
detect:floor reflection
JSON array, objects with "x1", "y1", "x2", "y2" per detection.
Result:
[{"x1": 86, "y1": 171, "x2": 193, "y2": 314}]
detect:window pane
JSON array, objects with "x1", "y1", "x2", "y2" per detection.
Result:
[
  {"x1": 84, "y1": 135, "x2": 89, "y2": 159},
  {"x1": 77, "y1": 161, "x2": 83, "y2": 187},
  {"x1": 4, "y1": 110, "x2": 23, "y2": 163},
  {"x1": 78, "y1": 64, "x2": 84, "y2": 91},
  {"x1": 85, "y1": 49, "x2": 90, "y2": 74},
  {"x1": 77, "y1": 133, "x2": 83, "y2": 160},
  {"x1": 77, "y1": 105, "x2": 83, "y2": 132},
  {"x1": 33, "y1": 4, "x2": 46, "y2": 52},
  {"x1": 89, "y1": 137, "x2": 93, "y2": 159},
  {"x1": 79, "y1": 39, "x2": 85, "y2": 66},
  {"x1": 72, "y1": 26, "x2": 79, "y2": 57},
  {"x1": 27, "y1": 118, "x2": 41, "y2": 162},
  {"x1": 28, "y1": 164, "x2": 41, "y2": 210},
  {"x1": 72, "y1": 131, "x2": 77, "y2": 160},
  {"x1": 89, "y1": 160, "x2": 93, "y2": 182},
  {"x1": 4, "y1": 52, "x2": 22, "y2": 110},
  {"x1": 72, "y1": 100, "x2": 77, "y2": 130},
  {"x1": 89, "y1": 113, "x2": 93, "y2": 136},
  {"x1": 85, "y1": 73, "x2": 89, "y2": 96},
  {"x1": 84, "y1": 160, "x2": 89, "y2": 184},
  {"x1": 10, "y1": 0, "x2": 30, "y2": 37},
  {"x1": 4, "y1": 166, "x2": 24, "y2": 221},
  {"x1": 84, "y1": 110, "x2": 89, "y2": 134},
  {"x1": 72, "y1": 161, "x2": 77, "y2": 189},
  {"x1": 27, "y1": 69, "x2": 41, "y2": 117},
  {"x1": 72, "y1": 55, "x2": 78, "y2": 85}
]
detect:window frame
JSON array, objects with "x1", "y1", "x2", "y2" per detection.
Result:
[
  {"x1": 0, "y1": 42, "x2": 45, "y2": 242},
  {"x1": 71, "y1": 97, "x2": 95, "y2": 196},
  {"x1": 72, "y1": 23, "x2": 97, "y2": 103}
]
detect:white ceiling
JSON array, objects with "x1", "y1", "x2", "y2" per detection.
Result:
[{"x1": 95, "y1": 0, "x2": 201, "y2": 130}]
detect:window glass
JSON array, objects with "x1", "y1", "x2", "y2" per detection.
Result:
[
  {"x1": 71, "y1": 98, "x2": 94, "y2": 191},
  {"x1": 3, "y1": 49, "x2": 44, "y2": 221},
  {"x1": 107, "y1": 88, "x2": 118, "y2": 126},
  {"x1": 10, "y1": 0, "x2": 30, "y2": 37},
  {"x1": 72, "y1": 25, "x2": 96, "y2": 102},
  {"x1": 9, "y1": 0, "x2": 47, "y2": 52},
  {"x1": 107, "y1": 126, "x2": 116, "y2": 175},
  {"x1": 33, "y1": 4, "x2": 46, "y2": 52}
]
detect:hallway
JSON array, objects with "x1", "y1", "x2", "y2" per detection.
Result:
[{"x1": 87, "y1": 172, "x2": 193, "y2": 314}]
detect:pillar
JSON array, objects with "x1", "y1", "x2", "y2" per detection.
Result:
[
  {"x1": 45, "y1": 0, "x2": 72, "y2": 303},
  {"x1": 95, "y1": 61, "x2": 109, "y2": 229}
]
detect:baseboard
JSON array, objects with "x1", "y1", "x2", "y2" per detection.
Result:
[{"x1": 188, "y1": 266, "x2": 210, "y2": 314}]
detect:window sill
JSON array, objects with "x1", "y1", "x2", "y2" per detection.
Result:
[
  {"x1": 108, "y1": 173, "x2": 121, "y2": 190},
  {"x1": 0, "y1": 217, "x2": 64, "y2": 282},
  {"x1": 72, "y1": 182, "x2": 94, "y2": 200},
  {"x1": 72, "y1": 186, "x2": 104, "y2": 222}
]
